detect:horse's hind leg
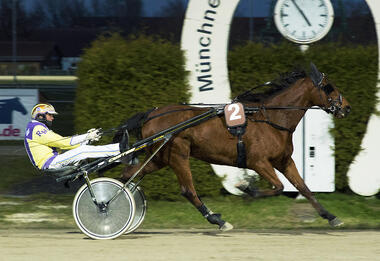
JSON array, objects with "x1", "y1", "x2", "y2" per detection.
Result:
[
  {"x1": 241, "y1": 159, "x2": 284, "y2": 198},
  {"x1": 168, "y1": 138, "x2": 233, "y2": 231},
  {"x1": 280, "y1": 158, "x2": 343, "y2": 227}
]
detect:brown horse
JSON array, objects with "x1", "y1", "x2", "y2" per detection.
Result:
[{"x1": 117, "y1": 63, "x2": 351, "y2": 231}]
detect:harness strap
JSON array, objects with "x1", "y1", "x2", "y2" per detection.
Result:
[{"x1": 248, "y1": 119, "x2": 294, "y2": 133}]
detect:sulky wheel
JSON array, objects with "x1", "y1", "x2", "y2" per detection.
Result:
[
  {"x1": 125, "y1": 183, "x2": 147, "y2": 234},
  {"x1": 73, "y1": 177, "x2": 135, "y2": 240}
]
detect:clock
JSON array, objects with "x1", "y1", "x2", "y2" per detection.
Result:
[{"x1": 273, "y1": 0, "x2": 334, "y2": 44}]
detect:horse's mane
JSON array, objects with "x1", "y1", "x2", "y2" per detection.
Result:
[{"x1": 235, "y1": 70, "x2": 307, "y2": 103}]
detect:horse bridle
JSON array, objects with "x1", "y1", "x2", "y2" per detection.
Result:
[{"x1": 316, "y1": 73, "x2": 343, "y2": 115}]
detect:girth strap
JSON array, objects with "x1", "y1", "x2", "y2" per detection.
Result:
[
  {"x1": 236, "y1": 129, "x2": 247, "y2": 168},
  {"x1": 224, "y1": 103, "x2": 247, "y2": 168}
]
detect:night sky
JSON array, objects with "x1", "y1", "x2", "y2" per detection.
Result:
[{"x1": 22, "y1": 0, "x2": 368, "y2": 17}]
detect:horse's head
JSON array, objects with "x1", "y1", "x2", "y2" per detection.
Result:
[{"x1": 309, "y1": 63, "x2": 351, "y2": 119}]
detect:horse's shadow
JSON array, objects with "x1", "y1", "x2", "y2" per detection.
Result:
[
  {"x1": 67, "y1": 228, "x2": 354, "y2": 240},
  {"x1": 66, "y1": 229, "x2": 234, "y2": 240},
  {"x1": 123, "y1": 229, "x2": 354, "y2": 239}
]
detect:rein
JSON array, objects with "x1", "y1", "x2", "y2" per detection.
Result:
[
  {"x1": 144, "y1": 107, "x2": 206, "y2": 123},
  {"x1": 88, "y1": 107, "x2": 214, "y2": 139},
  {"x1": 245, "y1": 106, "x2": 323, "y2": 112}
]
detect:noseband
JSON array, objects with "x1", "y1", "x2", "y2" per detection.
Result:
[{"x1": 325, "y1": 92, "x2": 343, "y2": 115}]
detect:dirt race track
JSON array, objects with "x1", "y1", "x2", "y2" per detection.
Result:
[{"x1": 1, "y1": 229, "x2": 379, "y2": 261}]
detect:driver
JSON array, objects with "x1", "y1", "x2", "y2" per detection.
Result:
[{"x1": 24, "y1": 103, "x2": 128, "y2": 170}]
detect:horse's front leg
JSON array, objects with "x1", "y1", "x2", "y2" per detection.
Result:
[
  {"x1": 168, "y1": 138, "x2": 233, "y2": 231},
  {"x1": 281, "y1": 158, "x2": 343, "y2": 227},
  {"x1": 120, "y1": 155, "x2": 164, "y2": 182}
]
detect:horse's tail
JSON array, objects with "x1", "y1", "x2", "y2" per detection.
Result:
[{"x1": 112, "y1": 108, "x2": 156, "y2": 143}]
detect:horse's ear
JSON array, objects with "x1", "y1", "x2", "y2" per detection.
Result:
[{"x1": 309, "y1": 62, "x2": 323, "y2": 87}]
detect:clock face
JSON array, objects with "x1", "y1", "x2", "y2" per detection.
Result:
[{"x1": 274, "y1": 0, "x2": 334, "y2": 44}]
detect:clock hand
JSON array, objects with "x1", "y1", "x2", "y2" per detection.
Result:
[{"x1": 290, "y1": 0, "x2": 312, "y2": 26}]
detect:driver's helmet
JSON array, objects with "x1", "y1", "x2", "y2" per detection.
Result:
[{"x1": 31, "y1": 103, "x2": 58, "y2": 119}]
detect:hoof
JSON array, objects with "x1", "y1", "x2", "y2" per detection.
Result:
[
  {"x1": 329, "y1": 217, "x2": 344, "y2": 227},
  {"x1": 219, "y1": 222, "x2": 233, "y2": 231},
  {"x1": 235, "y1": 180, "x2": 249, "y2": 190}
]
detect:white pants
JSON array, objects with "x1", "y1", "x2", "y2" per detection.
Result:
[{"x1": 48, "y1": 144, "x2": 120, "y2": 169}]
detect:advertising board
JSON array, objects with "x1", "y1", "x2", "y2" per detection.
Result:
[{"x1": 0, "y1": 89, "x2": 38, "y2": 140}]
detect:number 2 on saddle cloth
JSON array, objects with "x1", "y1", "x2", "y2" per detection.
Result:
[{"x1": 224, "y1": 102, "x2": 247, "y2": 168}]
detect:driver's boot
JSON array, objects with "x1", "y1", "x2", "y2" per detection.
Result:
[{"x1": 119, "y1": 130, "x2": 139, "y2": 165}]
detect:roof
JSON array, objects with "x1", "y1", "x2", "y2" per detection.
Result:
[{"x1": 0, "y1": 42, "x2": 59, "y2": 62}]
